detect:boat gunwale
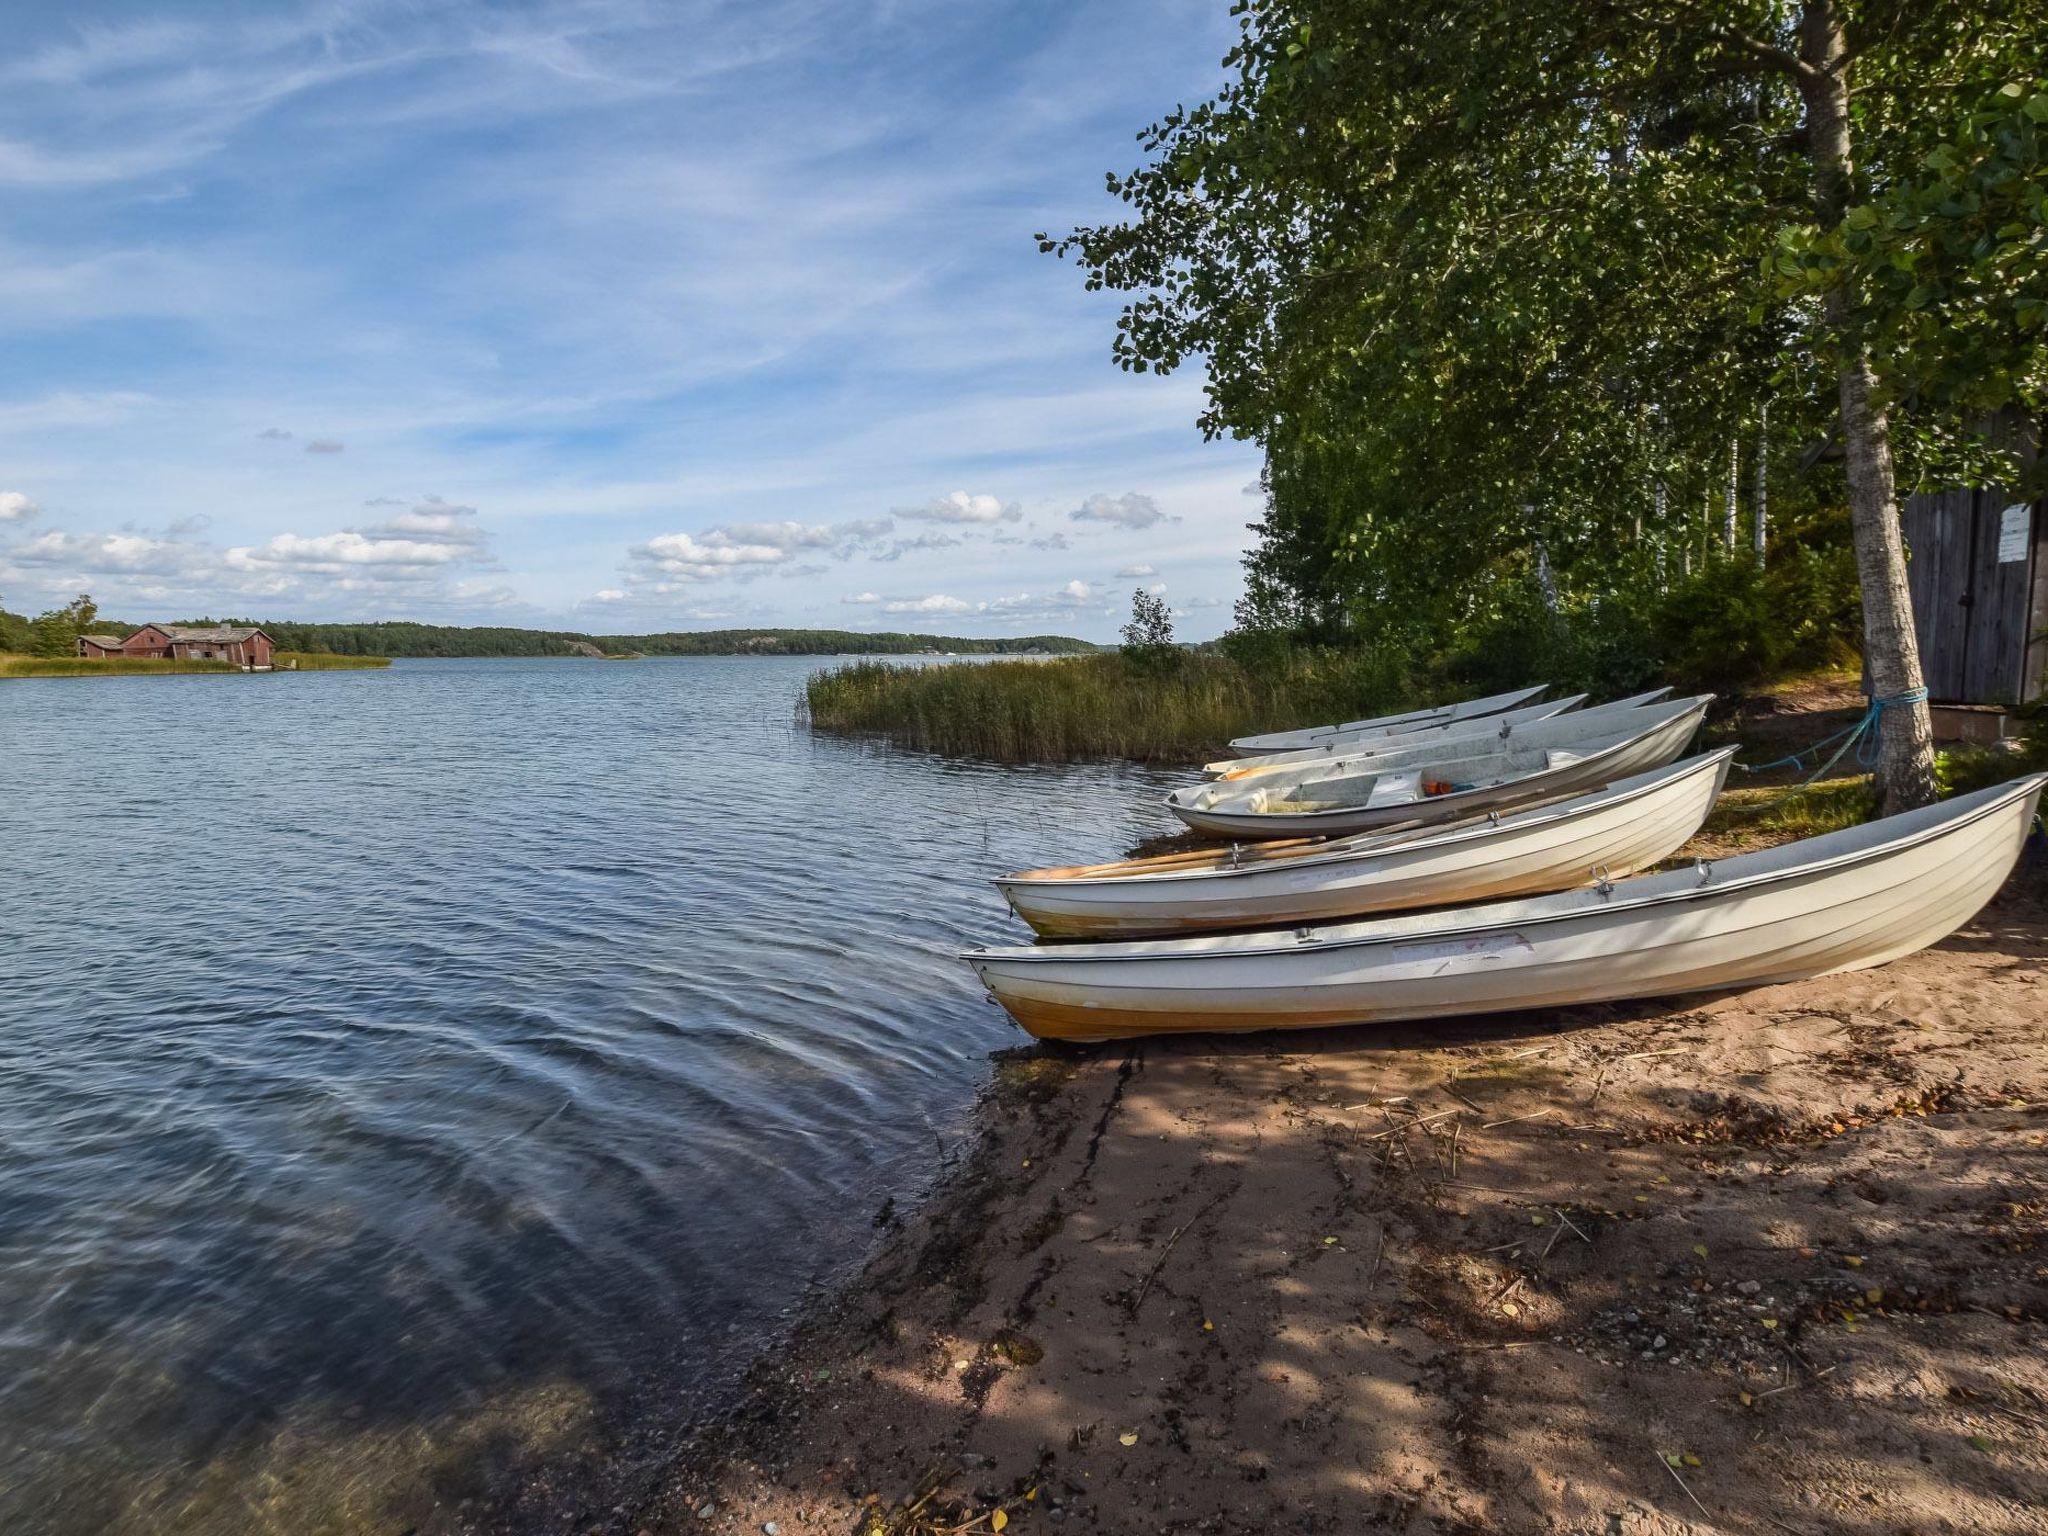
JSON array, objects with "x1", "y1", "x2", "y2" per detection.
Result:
[
  {"x1": 1167, "y1": 698, "x2": 1714, "y2": 827},
  {"x1": 1001, "y1": 747, "x2": 1739, "y2": 890},
  {"x1": 1213, "y1": 685, "x2": 1676, "y2": 777},
  {"x1": 1225, "y1": 682, "x2": 1551, "y2": 752},
  {"x1": 967, "y1": 773, "x2": 2048, "y2": 965},
  {"x1": 1209, "y1": 693, "x2": 1594, "y2": 776}
]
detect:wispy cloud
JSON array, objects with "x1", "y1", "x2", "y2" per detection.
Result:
[
  {"x1": 1070, "y1": 492, "x2": 1169, "y2": 529},
  {"x1": 894, "y1": 490, "x2": 1022, "y2": 525}
]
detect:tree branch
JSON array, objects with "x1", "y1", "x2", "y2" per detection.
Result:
[{"x1": 1619, "y1": 1, "x2": 1817, "y2": 79}]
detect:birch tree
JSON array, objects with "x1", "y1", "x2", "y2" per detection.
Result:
[{"x1": 1046, "y1": 0, "x2": 2044, "y2": 811}]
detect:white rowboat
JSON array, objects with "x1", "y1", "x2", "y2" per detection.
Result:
[
  {"x1": 1226, "y1": 684, "x2": 1551, "y2": 755},
  {"x1": 999, "y1": 749, "x2": 1735, "y2": 939},
  {"x1": 967, "y1": 774, "x2": 2047, "y2": 1042},
  {"x1": 1208, "y1": 687, "x2": 1670, "y2": 780},
  {"x1": 1169, "y1": 696, "x2": 1711, "y2": 839}
]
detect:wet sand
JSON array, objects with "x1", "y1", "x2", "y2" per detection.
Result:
[{"x1": 610, "y1": 871, "x2": 2048, "y2": 1536}]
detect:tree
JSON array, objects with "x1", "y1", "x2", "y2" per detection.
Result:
[
  {"x1": 1121, "y1": 587, "x2": 1179, "y2": 668},
  {"x1": 1046, "y1": 1, "x2": 2043, "y2": 810},
  {"x1": 30, "y1": 593, "x2": 100, "y2": 658}
]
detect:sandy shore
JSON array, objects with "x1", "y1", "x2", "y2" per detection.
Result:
[{"x1": 606, "y1": 863, "x2": 2048, "y2": 1536}]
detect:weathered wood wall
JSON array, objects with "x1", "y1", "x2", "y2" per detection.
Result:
[{"x1": 1901, "y1": 487, "x2": 2044, "y2": 706}]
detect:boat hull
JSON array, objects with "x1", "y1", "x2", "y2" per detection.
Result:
[
  {"x1": 1171, "y1": 700, "x2": 1708, "y2": 839},
  {"x1": 1205, "y1": 694, "x2": 1591, "y2": 779},
  {"x1": 969, "y1": 777, "x2": 2045, "y2": 1042},
  {"x1": 1001, "y1": 750, "x2": 1733, "y2": 939},
  {"x1": 1227, "y1": 684, "x2": 1549, "y2": 755}
]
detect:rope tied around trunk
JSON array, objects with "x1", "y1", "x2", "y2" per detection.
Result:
[{"x1": 1734, "y1": 687, "x2": 1929, "y2": 791}]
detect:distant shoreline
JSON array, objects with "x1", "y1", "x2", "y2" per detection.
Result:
[{"x1": 0, "y1": 652, "x2": 391, "y2": 679}]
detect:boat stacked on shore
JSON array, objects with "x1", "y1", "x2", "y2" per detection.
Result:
[{"x1": 964, "y1": 684, "x2": 2047, "y2": 1042}]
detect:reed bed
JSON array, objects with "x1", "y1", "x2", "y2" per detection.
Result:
[
  {"x1": 802, "y1": 651, "x2": 1420, "y2": 763},
  {"x1": 0, "y1": 655, "x2": 240, "y2": 678},
  {"x1": 274, "y1": 651, "x2": 393, "y2": 670}
]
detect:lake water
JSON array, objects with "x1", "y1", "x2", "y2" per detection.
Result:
[{"x1": 0, "y1": 657, "x2": 1183, "y2": 1534}]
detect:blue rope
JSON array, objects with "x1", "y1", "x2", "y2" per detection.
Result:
[{"x1": 1734, "y1": 687, "x2": 1928, "y2": 792}]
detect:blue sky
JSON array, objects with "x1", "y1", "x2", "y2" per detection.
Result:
[{"x1": 0, "y1": 0, "x2": 1263, "y2": 641}]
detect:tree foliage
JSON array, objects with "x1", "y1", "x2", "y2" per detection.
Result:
[
  {"x1": 1044, "y1": 0, "x2": 2045, "y2": 802},
  {"x1": 1120, "y1": 586, "x2": 1178, "y2": 669},
  {"x1": 28, "y1": 594, "x2": 99, "y2": 658}
]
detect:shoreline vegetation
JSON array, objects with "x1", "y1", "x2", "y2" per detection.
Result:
[
  {"x1": 804, "y1": 649, "x2": 1415, "y2": 763},
  {"x1": 247, "y1": 622, "x2": 1099, "y2": 659},
  {"x1": 0, "y1": 605, "x2": 1100, "y2": 666},
  {"x1": 0, "y1": 651, "x2": 393, "y2": 679}
]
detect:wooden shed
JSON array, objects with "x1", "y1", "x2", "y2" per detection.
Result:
[{"x1": 1902, "y1": 483, "x2": 2046, "y2": 722}]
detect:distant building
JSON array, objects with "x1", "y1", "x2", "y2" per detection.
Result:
[{"x1": 81, "y1": 624, "x2": 278, "y2": 668}]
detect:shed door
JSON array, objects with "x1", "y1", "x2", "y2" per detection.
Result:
[{"x1": 1902, "y1": 489, "x2": 2042, "y2": 705}]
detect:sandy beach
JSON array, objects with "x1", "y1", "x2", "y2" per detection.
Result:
[{"x1": 621, "y1": 867, "x2": 2048, "y2": 1536}]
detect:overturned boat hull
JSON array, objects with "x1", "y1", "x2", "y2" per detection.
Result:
[
  {"x1": 967, "y1": 776, "x2": 2046, "y2": 1042},
  {"x1": 1000, "y1": 749, "x2": 1734, "y2": 939}
]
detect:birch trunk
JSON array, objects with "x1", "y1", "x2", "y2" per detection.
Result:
[{"x1": 1797, "y1": 1, "x2": 1936, "y2": 811}]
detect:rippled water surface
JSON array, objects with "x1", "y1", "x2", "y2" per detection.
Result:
[{"x1": 0, "y1": 658, "x2": 1183, "y2": 1533}]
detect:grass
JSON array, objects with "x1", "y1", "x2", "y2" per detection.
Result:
[
  {"x1": 1693, "y1": 775, "x2": 1879, "y2": 855},
  {"x1": 0, "y1": 654, "x2": 240, "y2": 678},
  {"x1": 274, "y1": 651, "x2": 392, "y2": 670},
  {"x1": 0, "y1": 651, "x2": 391, "y2": 677},
  {"x1": 803, "y1": 650, "x2": 1419, "y2": 763}
]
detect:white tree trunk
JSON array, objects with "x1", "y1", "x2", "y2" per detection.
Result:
[
  {"x1": 1753, "y1": 401, "x2": 1770, "y2": 563},
  {"x1": 1724, "y1": 437, "x2": 1739, "y2": 550},
  {"x1": 1798, "y1": 1, "x2": 1936, "y2": 811}
]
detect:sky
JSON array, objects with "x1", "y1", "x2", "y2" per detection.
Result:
[{"x1": 0, "y1": 0, "x2": 1264, "y2": 642}]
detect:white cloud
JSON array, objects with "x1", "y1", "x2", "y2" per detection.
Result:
[
  {"x1": 227, "y1": 530, "x2": 467, "y2": 574},
  {"x1": 363, "y1": 496, "x2": 487, "y2": 547},
  {"x1": 1070, "y1": 492, "x2": 1167, "y2": 529},
  {"x1": 881, "y1": 593, "x2": 972, "y2": 614},
  {"x1": 1115, "y1": 562, "x2": 1156, "y2": 577},
  {"x1": 632, "y1": 530, "x2": 787, "y2": 579},
  {"x1": 842, "y1": 590, "x2": 880, "y2": 604},
  {"x1": 9, "y1": 527, "x2": 205, "y2": 578},
  {"x1": 2, "y1": 495, "x2": 513, "y2": 614},
  {"x1": 895, "y1": 490, "x2": 1022, "y2": 525},
  {"x1": 0, "y1": 490, "x2": 39, "y2": 522},
  {"x1": 622, "y1": 516, "x2": 894, "y2": 585}
]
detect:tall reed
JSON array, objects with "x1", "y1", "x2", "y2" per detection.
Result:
[
  {"x1": 802, "y1": 651, "x2": 1423, "y2": 763},
  {"x1": 273, "y1": 652, "x2": 393, "y2": 670},
  {"x1": 0, "y1": 655, "x2": 240, "y2": 678}
]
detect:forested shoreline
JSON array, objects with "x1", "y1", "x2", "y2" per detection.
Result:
[
  {"x1": 268, "y1": 623, "x2": 1095, "y2": 658},
  {"x1": 0, "y1": 606, "x2": 1097, "y2": 661}
]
